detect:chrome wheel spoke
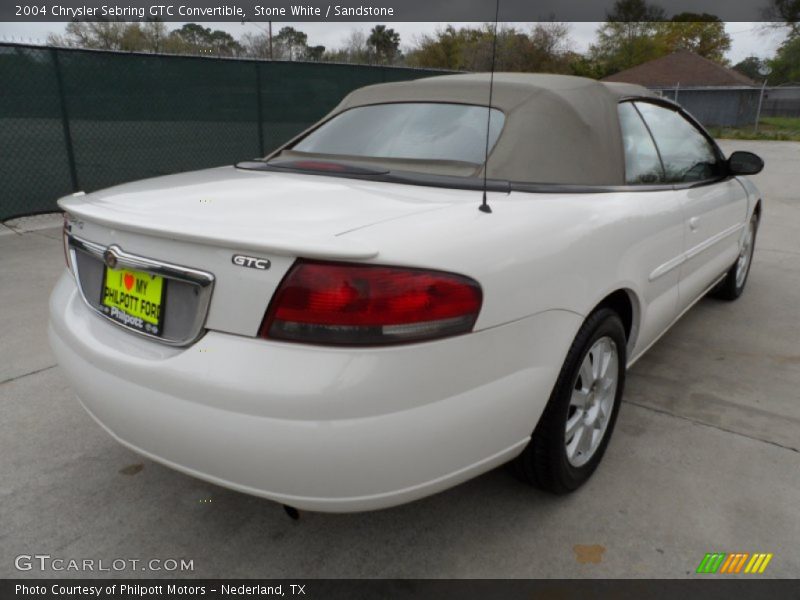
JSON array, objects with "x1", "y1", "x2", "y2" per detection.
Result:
[
  {"x1": 596, "y1": 351, "x2": 607, "y2": 381},
  {"x1": 565, "y1": 412, "x2": 582, "y2": 441},
  {"x1": 578, "y1": 426, "x2": 594, "y2": 455},
  {"x1": 591, "y1": 344, "x2": 603, "y2": 380},
  {"x1": 598, "y1": 397, "x2": 611, "y2": 421},
  {"x1": 579, "y1": 356, "x2": 594, "y2": 390},
  {"x1": 567, "y1": 425, "x2": 586, "y2": 460},
  {"x1": 600, "y1": 352, "x2": 618, "y2": 393}
]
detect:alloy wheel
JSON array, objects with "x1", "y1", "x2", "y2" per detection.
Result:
[{"x1": 565, "y1": 336, "x2": 619, "y2": 468}]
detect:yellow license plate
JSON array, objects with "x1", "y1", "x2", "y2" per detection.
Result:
[{"x1": 100, "y1": 267, "x2": 166, "y2": 335}]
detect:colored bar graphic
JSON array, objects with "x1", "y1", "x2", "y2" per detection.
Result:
[
  {"x1": 734, "y1": 553, "x2": 750, "y2": 573},
  {"x1": 744, "y1": 553, "x2": 774, "y2": 574},
  {"x1": 719, "y1": 554, "x2": 735, "y2": 573},
  {"x1": 700, "y1": 552, "x2": 774, "y2": 574},
  {"x1": 697, "y1": 553, "x2": 727, "y2": 574},
  {"x1": 720, "y1": 553, "x2": 749, "y2": 573}
]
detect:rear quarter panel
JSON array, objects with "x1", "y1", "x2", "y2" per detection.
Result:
[{"x1": 343, "y1": 187, "x2": 687, "y2": 359}]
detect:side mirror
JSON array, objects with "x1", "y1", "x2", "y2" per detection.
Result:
[{"x1": 727, "y1": 151, "x2": 764, "y2": 176}]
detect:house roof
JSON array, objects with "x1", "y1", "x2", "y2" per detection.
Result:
[
  {"x1": 602, "y1": 50, "x2": 757, "y2": 88},
  {"x1": 277, "y1": 73, "x2": 656, "y2": 186}
]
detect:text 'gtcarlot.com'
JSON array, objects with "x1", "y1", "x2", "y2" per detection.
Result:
[{"x1": 14, "y1": 554, "x2": 193, "y2": 573}]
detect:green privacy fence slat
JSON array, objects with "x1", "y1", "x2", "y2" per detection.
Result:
[{"x1": 0, "y1": 43, "x2": 446, "y2": 221}]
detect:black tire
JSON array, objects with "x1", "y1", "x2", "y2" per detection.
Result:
[
  {"x1": 710, "y1": 213, "x2": 759, "y2": 301},
  {"x1": 513, "y1": 308, "x2": 626, "y2": 494}
]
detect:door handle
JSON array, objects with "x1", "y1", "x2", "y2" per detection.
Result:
[{"x1": 689, "y1": 217, "x2": 700, "y2": 231}]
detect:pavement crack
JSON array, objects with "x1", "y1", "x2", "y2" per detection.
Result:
[
  {"x1": 0, "y1": 364, "x2": 58, "y2": 386},
  {"x1": 758, "y1": 247, "x2": 800, "y2": 257},
  {"x1": 623, "y1": 399, "x2": 800, "y2": 454},
  {"x1": 0, "y1": 224, "x2": 23, "y2": 236}
]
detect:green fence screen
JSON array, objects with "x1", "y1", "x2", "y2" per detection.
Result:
[{"x1": 0, "y1": 43, "x2": 445, "y2": 221}]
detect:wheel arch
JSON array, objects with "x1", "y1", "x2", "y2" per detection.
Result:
[{"x1": 591, "y1": 288, "x2": 641, "y2": 357}]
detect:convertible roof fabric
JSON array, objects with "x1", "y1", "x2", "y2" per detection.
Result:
[{"x1": 316, "y1": 73, "x2": 656, "y2": 186}]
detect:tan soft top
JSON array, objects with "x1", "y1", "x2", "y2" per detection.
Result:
[{"x1": 286, "y1": 73, "x2": 656, "y2": 186}]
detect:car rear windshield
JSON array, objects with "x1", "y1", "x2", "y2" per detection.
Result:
[{"x1": 291, "y1": 103, "x2": 505, "y2": 165}]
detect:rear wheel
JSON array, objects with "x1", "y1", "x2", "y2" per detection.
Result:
[
  {"x1": 711, "y1": 213, "x2": 758, "y2": 301},
  {"x1": 513, "y1": 308, "x2": 626, "y2": 494}
]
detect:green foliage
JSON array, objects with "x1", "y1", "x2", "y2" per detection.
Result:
[
  {"x1": 607, "y1": 0, "x2": 667, "y2": 21},
  {"x1": 733, "y1": 56, "x2": 768, "y2": 81},
  {"x1": 306, "y1": 45, "x2": 326, "y2": 61},
  {"x1": 590, "y1": 0, "x2": 668, "y2": 76},
  {"x1": 171, "y1": 24, "x2": 243, "y2": 57},
  {"x1": 37, "y1": 4, "x2": 792, "y2": 78},
  {"x1": 406, "y1": 23, "x2": 573, "y2": 73},
  {"x1": 49, "y1": 21, "x2": 243, "y2": 57},
  {"x1": 589, "y1": 1, "x2": 731, "y2": 77},
  {"x1": 367, "y1": 25, "x2": 401, "y2": 64},
  {"x1": 655, "y1": 14, "x2": 731, "y2": 63},
  {"x1": 766, "y1": 0, "x2": 800, "y2": 37},
  {"x1": 767, "y1": 34, "x2": 800, "y2": 84},
  {"x1": 274, "y1": 26, "x2": 308, "y2": 61},
  {"x1": 708, "y1": 117, "x2": 800, "y2": 141}
]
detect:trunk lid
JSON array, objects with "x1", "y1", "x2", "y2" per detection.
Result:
[
  {"x1": 60, "y1": 166, "x2": 459, "y2": 342},
  {"x1": 60, "y1": 166, "x2": 454, "y2": 260}
]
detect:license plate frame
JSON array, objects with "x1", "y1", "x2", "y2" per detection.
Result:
[{"x1": 99, "y1": 266, "x2": 167, "y2": 336}]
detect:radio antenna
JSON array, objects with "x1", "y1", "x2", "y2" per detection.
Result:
[{"x1": 479, "y1": 0, "x2": 501, "y2": 214}]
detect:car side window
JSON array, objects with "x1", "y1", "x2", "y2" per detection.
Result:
[
  {"x1": 618, "y1": 102, "x2": 664, "y2": 184},
  {"x1": 634, "y1": 102, "x2": 722, "y2": 183}
]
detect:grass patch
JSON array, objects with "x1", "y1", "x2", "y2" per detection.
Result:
[{"x1": 709, "y1": 116, "x2": 800, "y2": 141}]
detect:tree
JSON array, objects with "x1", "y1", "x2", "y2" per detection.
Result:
[
  {"x1": 241, "y1": 32, "x2": 272, "y2": 59},
  {"x1": 47, "y1": 20, "x2": 247, "y2": 56},
  {"x1": 141, "y1": 20, "x2": 168, "y2": 53},
  {"x1": 323, "y1": 29, "x2": 372, "y2": 64},
  {"x1": 208, "y1": 29, "x2": 243, "y2": 57},
  {"x1": 590, "y1": 1, "x2": 733, "y2": 76},
  {"x1": 171, "y1": 24, "x2": 243, "y2": 57},
  {"x1": 274, "y1": 26, "x2": 308, "y2": 60},
  {"x1": 306, "y1": 45, "x2": 326, "y2": 61},
  {"x1": 367, "y1": 25, "x2": 401, "y2": 64},
  {"x1": 768, "y1": 35, "x2": 800, "y2": 83},
  {"x1": 733, "y1": 56, "x2": 768, "y2": 81},
  {"x1": 47, "y1": 20, "x2": 171, "y2": 53},
  {"x1": 172, "y1": 23, "x2": 210, "y2": 47},
  {"x1": 608, "y1": 0, "x2": 667, "y2": 21},
  {"x1": 49, "y1": 21, "x2": 128, "y2": 50},
  {"x1": 655, "y1": 13, "x2": 731, "y2": 63},
  {"x1": 406, "y1": 25, "x2": 477, "y2": 70},
  {"x1": 765, "y1": 0, "x2": 800, "y2": 37},
  {"x1": 406, "y1": 23, "x2": 573, "y2": 73},
  {"x1": 591, "y1": 0, "x2": 667, "y2": 76}
]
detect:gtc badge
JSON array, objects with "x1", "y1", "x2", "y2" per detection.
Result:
[{"x1": 232, "y1": 254, "x2": 271, "y2": 270}]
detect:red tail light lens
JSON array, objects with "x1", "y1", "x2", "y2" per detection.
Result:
[{"x1": 260, "y1": 260, "x2": 483, "y2": 345}]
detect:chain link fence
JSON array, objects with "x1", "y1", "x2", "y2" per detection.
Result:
[{"x1": 0, "y1": 43, "x2": 445, "y2": 221}]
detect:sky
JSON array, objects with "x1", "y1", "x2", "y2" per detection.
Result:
[{"x1": 0, "y1": 21, "x2": 789, "y2": 64}]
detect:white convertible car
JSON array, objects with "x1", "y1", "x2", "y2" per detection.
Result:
[{"x1": 50, "y1": 74, "x2": 763, "y2": 512}]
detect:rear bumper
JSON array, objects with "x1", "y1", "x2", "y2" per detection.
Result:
[{"x1": 49, "y1": 272, "x2": 579, "y2": 512}]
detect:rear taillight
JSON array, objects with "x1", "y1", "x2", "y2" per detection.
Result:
[{"x1": 260, "y1": 260, "x2": 482, "y2": 345}]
